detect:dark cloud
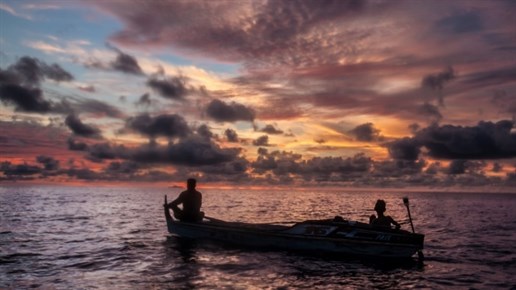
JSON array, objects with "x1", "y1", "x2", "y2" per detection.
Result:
[
  {"x1": 0, "y1": 56, "x2": 73, "y2": 114},
  {"x1": 447, "y1": 160, "x2": 485, "y2": 175},
  {"x1": 111, "y1": 51, "x2": 144, "y2": 75},
  {"x1": 42, "y1": 63, "x2": 74, "y2": 82},
  {"x1": 260, "y1": 124, "x2": 283, "y2": 135},
  {"x1": 63, "y1": 167, "x2": 101, "y2": 180},
  {"x1": 135, "y1": 93, "x2": 152, "y2": 107},
  {"x1": 6, "y1": 56, "x2": 73, "y2": 84},
  {"x1": 422, "y1": 66, "x2": 455, "y2": 89},
  {"x1": 206, "y1": 99, "x2": 255, "y2": 123},
  {"x1": 388, "y1": 120, "x2": 516, "y2": 160},
  {"x1": 131, "y1": 136, "x2": 240, "y2": 166},
  {"x1": 124, "y1": 113, "x2": 191, "y2": 139},
  {"x1": 87, "y1": 142, "x2": 123, "y2": 162},
  {"x1": 372, "y1": 159, "x2": 425, "y2": 178},
  {"x1": 348, "y1": 123, "x2": 382, "y2": 142},
  {"x1": 387, "y1": 137, "x2": 421, "y2": 161},
  {"x1": 0, "y1": 161, "x2": 42, "y2": 176},
  {"x1": 418, "y1": 103, "x2": 442, "y2": 123},
  {"x1": 74, "y1": 99, "x2": 124, "y2": 118},
  {"x1": 0, "y1": 84, "x2": 51, "y2": 112},
  {"x1": 67, "y1": 138, "x2": 89, "y2": 151},
  {"x1": 105, "y1": 161, "x2": 141, "y2": 175},
  {"x1": 492, "y1": 162, "x2": 503, "y2": 173},
  {"x1": 436, "y1": 11, "x2": 483, "y2": 34},
  {"x1": 36, "y1": 155, "x2": 60, "y2": 171},
  {"x1": 196, "y1": 124, "x2": 214, "y2": 140},
  {"x1": 448, "y1": 159, "x2": 467, "y2": 174},
  {"x1": 252, "y1": 135, "x2": 269, "y2": 146},
  {"x1": 463, "y1": 66, "x2": 516, "y2": 88},
  {"x1": 147, "y1": 76, "x2": 188, "y2": 100},
  {"x1": 65, "y1": 114, "x2": 102, "y2": 139},
  {"x1": 84, "y1": 136, "x2": 241, "y2": 167},
  {"x1": 224, "y1": 128, "x2": 239, "y2": 143},
  {"x1": 251, "y1": 151, "x2": 372, "y2": 182}
]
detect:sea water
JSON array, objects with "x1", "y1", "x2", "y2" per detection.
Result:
[{"x1": 1, "y1": 186, "x2": 515, "y2": 289}]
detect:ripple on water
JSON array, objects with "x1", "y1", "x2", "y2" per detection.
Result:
[{"x1": 1, "y1": 187, "x2": 515, "y2": 289}]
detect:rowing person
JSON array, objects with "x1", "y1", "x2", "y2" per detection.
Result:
[
  {"x1": 167, "y1": 178, "x2": 204, "y2": 222},
  {"x1": 369, "y1": 199, "x2": 400, "y2": 229}
]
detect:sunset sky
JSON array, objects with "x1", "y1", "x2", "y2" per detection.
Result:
[{"x1": 1, "y1": 0, "x2": 515, "y2": 189}]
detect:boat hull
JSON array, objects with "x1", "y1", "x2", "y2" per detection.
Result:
[{"x1": 164, "y1": 203, "x2": 424, "y2": 259}]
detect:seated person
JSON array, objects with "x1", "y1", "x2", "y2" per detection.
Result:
[
  {"x1": 167, "y1": 178, "x2": 204, "y2": 222},
  {"x1": 369, "y1": 199, "x2": 400, "y2": 230}
]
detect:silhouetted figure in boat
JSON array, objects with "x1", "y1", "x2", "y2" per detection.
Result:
[
  {"x1": 369, "y1": 199, "x2": 400, "y2": 230},
  {"x1": 167, "y1": 178, "x2": 204, "y2": 222}
]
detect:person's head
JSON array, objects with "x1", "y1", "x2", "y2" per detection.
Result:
[
  {"x1": 187, "y1": 178, "x2": 197, "y2": 190},
  {"x1": 374, "y1": 199, "x2": 386, "y2": 213}
]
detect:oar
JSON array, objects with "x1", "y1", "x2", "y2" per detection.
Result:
[
  {"x1": 403, "y1": 197, "x2": 416, "y2": 233},
  {"x1": 403, "y1": 197, "x2": 424, "y2": 262}
]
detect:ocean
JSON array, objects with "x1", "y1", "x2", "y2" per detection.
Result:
[{"x1": 1, "y1": 186, "x2": 515, "y2": 289}]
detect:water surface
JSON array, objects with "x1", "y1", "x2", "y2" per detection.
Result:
[{"x1": 1, "y1": 186, "x2": 515, "y2": 289}]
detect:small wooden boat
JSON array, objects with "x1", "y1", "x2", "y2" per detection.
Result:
[{"x1": 164, "y1": 196, "x2": 424, "y2": 259}]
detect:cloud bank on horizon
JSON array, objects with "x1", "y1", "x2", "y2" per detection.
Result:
[{"x1": 1, "y1": 0, "x2": 516, "y2": 188}]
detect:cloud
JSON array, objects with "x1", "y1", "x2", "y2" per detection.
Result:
[
  {"x1": 259, "y1": 124, "x2": 283, "y2": 135},
  {"x1": 447, "y1": 160, "x2": 485, "y2": 175},
  {"x1": 436, "y1": 11, "x2": 483, "y2": 34},
  {"x1": 124, "y1": 113, "x2": 191, "y2": 139},
  {"x1": 91, "y1": 0, "x2": 369, "y2": 66},
  {"x1": 196, "y1": 124, "x2": 214, "y2": 140},
  {"x1": 65, "y1": 114, "x2": 102, "y2": 139},
  {"x1": 371, "y1": 159, "x2": 425, "y2": 178},
  {"x1": 135, "y1": 93, "x2": 152, "y2": 107},
  {"x1": 421, "y1": 66, "x2": 455, "y2": 106},
  {"x1": 6, "y1": 56, "x2": 73, "y2": 84},
  {"x1": 147, "y1": 76, "x2": 188, "y2": 100},
  {"x1": 67, "y1": 138, "x2": 88, "y2": 151},
  {"x1": 0, "y1": 56, "x2": 73, "y2": 114},
  {"x1": 387, "y1": 137, "x2": 421, "y2": 161},
  {"x1": 0, "y1": 161, "x2": 41, "y2": 176},
  {"x1": 36, "y1": 155, "x2": 59, "y2": 170},
  {"x1": 417, "y1": 102, "x2": 442, "y2": 123},
  {"x1": 111, "y1": 50, "x2": 144, "y2": 75},
  {"x1": 0, "y1": 84, "x2": 51, "y2": 112},
  {"x1": 388, "y1": 120, "x2": 516, "y2": 160},
  {"x1": 463, "y1": 65, "x2": 516, "y2": 88},
  {"x1": 131, "y1": 136, "x2": 240, "y2": 166},
  {"x1": 85, "y1": 136, "x2": 241, "y2": 167},
  {"x1": 251, "y1": 150, "x2": 372, "y2": 182},
  {"x1": 73, "y1": 99, "x2": 124, "y2": 118},
  {"x1": 252, "y1": 135, "x2": 269, "y2": 146},
  {"x1": 0, "y1": 3, "x2": 32, "y2": 20},
  {"x1": 348, "y1": 123, "x2": 382, "y2": 142},
  {"x1": 224, "y1": 128, "x2": 239, "y2": 142},
  {"x1": 77, "y1": 85, "x2": 96, "y2": 93},
  {"x1": 206, "y1": 99, "x2": 255, "y2": 123}
]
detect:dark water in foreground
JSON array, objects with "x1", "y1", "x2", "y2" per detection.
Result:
[{"x1": 1, "y1": 186, "x2": 515, "y2": 289}]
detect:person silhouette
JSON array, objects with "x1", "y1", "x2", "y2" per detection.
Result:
[
  {"x1": 167, "y1": 178, "x2": 204, "y2": 222},
  {"x1": 369, "y1": 199, "x2": 400, "y2": 229}
]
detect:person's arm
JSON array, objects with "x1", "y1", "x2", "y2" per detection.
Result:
[
  {"x1": 390, "y1": 217, "x2": 400, "y2": 229},
  {"x1": 168, "y1": 192, "x2": 185, "y2": 210}
]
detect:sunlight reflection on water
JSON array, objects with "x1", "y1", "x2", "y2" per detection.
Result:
[{"x1": 1, "y1": 186, "x2": 515, "y2": 289}]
